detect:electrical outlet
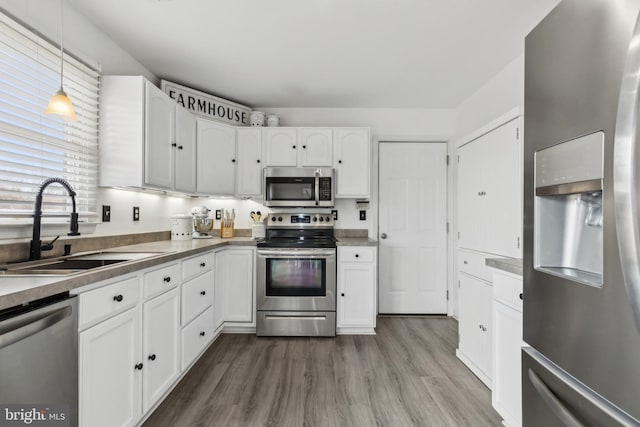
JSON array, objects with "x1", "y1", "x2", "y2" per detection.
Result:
[
  {"x1": 102, "y1": 205, "x2": 111, "y2": 222},
  {"x1": 359, "y1": 210, "x2": 366, "y2": 221},
  {"x1": 215, "y1": 209, "x2": 222, "y2": 220},
  {"x1": 133, "y1": 206, "x2": 140, "y2": 221}
]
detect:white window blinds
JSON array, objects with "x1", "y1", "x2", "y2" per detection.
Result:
[{"x1": 0, "y1": 11, "x2": 99, "y2": 217}]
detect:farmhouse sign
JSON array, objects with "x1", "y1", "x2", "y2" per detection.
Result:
[{"x1": 161, "y1": 80, "x2": 251, "y2": 126}]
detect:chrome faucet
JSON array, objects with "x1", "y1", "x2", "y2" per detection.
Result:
[{"x1": 29, "y1": 178, "x2": 81, "y2": 260}]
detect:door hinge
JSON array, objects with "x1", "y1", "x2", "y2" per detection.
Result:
[
  {"x1": 457, "y1": 231, "x2": 460, "y2": 240},
  {"x1": 516, "y1": 127, "x2": 520, "y2": 140},
  {"x1": 457, "y1": 155, "x2": 460, "y2": 164},
  {"x1": 458, "y1": 280, "x2": 460, "y2": 288},
  {"x1": 446, "y1": 222, "x2": 450, "y2": 233},
  {"x1": 446, "y1": 290, "x2": 449, "y2": 300},
  {"x1": 517, "y1": 237, "x2": 521, "y2": 249},
  {"x1": 446, "y1": 155, "x2": 449, "y2": 165}
]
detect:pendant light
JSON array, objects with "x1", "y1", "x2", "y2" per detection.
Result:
[{"x1": 45, "y1": 0, "x2": 77, "y2": 121}]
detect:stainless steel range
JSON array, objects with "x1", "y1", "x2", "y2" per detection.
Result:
[{"x1": 256, "y1": 212, "x2": 336, "y2": 337}]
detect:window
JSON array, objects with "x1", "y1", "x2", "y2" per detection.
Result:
[{"x1": 0, "y1": 11, "x2": 99, "y2": 218}]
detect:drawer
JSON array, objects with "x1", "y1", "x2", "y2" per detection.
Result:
[
  {"x1": 181, "y1": 270, "x2": 214, "y2": 325},
  {"x1": 78, "y1": 276, "x2": 140, "y2": 329},
  {"x1": 181, "y1": 305, "x2": 215, "y2": 370},
  {"x1": 493, "y1": 271, "x2": 523, "y2": 311},
  {"x1": 339, "y1": 246, "x2": 376, "y2": 263},
  {"x1": 182, "y1": 252, "x2": 215, "y2": 281},
  {"x1": 458, "y1": 249, "x2": 492, "y2": 282},
  {"x1": 144, "y1": 262, "x2": 180, "y2": 299}
]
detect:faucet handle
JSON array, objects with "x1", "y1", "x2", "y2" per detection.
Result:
[
  {"x1": 41, "y1": 235, "x2": 59, "y2": 251},
  {"x1": 67, "y1": 212, "x2": 80, "y2": 236}
]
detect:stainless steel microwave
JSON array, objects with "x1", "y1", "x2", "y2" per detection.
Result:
[{"x1": 264, "y1": 167, "x2": 334, "y2": 207}]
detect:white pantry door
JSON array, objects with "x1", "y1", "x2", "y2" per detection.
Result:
[{"x1": 378, "y1": 142, "x2": 447, "y2": 314}]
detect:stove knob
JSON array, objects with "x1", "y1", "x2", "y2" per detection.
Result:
[
  {"x1": 319, "y1": 216, "x2": 324, "y2": 222},
  {"x1": 313, "y1": 217, "x2": 318, "y2": 222},
  {"x1": 278, "y1": 216, "x2": 283, "y2": 222},
  {"x1": 272, "y1": 217, "x2": 276, "y2": 222},
  {"x1": 325, "y1": 216, "x2": 330, "y2": 222}
]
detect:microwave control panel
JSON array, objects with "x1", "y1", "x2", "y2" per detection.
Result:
[{"x1": 319, "y1": 177, "x2": 332, "y2": 201}]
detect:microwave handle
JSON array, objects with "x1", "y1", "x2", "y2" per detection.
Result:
[{"x1": 314, "y1": 169, "x2": 320, "y2": 206}]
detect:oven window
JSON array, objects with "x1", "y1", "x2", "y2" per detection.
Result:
[
  {"x1": 266, "y1": 258, "x2": 326, "y2": 296},
  {"x1": 266, "y1": 178, "x2": 315, "y2": 201}
]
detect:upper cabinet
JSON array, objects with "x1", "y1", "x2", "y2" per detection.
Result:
[
  {"x1": 99, "y1": 76, "x2": 197, "y2": 193},
  {"x1": 236, "y1": 128, "x2": 263, "y2": 197},
  {"x1": 263, "y1": 128, "x2": 333, "y2": 167},
  {"x1": 334, "y1": 128, "x2": 371, "y2": 198},
  {"x1": 457, "y1": 118, "x2": 522, "y2": 258},
  {"x1": 196, "y1": 119, "x2": 236, "y2": 195}
]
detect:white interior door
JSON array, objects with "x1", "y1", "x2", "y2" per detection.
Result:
[{"x1": 378, "y1": 142, "x2": 447, "y2": 314}]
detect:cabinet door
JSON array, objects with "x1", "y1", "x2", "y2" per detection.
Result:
[
  {"x1": 174, "y1": 106, "x2": 197, "y2": 193},
  {"x1": 196, "y1": 119, "x2": 236, "y2": 195},
  {"x1": 263, "y1": 128, "x2": 297, "y2": 166},
  {"x1": 80, "y1": 307, "x2": 141, "y2": 427},
  {"x1": 213, "y1": 254, "x2": 225, "y2": 331},
  {"x1": 458, "y1": 273, "x2": 482, "y2": 365},
  {"x1": 219, "y1": 249, "x2": 254, "y2": 323},
  {"x1": 236, "y1": 128, "x2": 263, "y2": 197},
  {"x1": 483, "y1": 118, "x2": 522, "y2": 258},
  {"x1": 334, "y1": 128, "x2": 370, "y2": 198},
  {"x1": 142, "y1": 288, "x2": 180, "y2": 413},
  {"x1": 298, "y1": 128, "x2": 333, "y2": 166},
  {"x1": 337, "y1": 262, "x2": 376, "y2": 328},
  {"x1": 493, "y1": 300, "x2": 523, "y2": 427},
  {"x1": 144, "y1": 81, "x2": 174, "y2": 189},
  {"x1": 478, "y1": 279, "x2": 493, "y2": 379},
  {"x1": 457, "y1": 140, "x2": 485, "y2": 251}
]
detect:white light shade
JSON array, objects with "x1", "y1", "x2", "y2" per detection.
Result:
[{"x1": 45, "y1": 87, "x2": 77, "y2": 121}]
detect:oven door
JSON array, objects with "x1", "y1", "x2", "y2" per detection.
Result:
[{"x1": 256, "y1": 248, "x2": 336, "y2": 312}]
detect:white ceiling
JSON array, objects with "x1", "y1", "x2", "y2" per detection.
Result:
[{"x1": 68, "y1": 0, "x2": 560, "y2": 109}]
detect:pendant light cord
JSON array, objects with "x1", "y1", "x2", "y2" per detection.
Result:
[{"x1": 59, "y1": 0, "x2": 64, "y2": 88}]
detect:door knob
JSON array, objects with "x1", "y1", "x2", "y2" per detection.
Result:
[{"x1": 381, "y1": 233, "x2": 387, "y2": 239}]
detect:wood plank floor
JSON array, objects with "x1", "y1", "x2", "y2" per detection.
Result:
[{"x1": 144, "y1": 317, "x2": 502, "y2": 427}]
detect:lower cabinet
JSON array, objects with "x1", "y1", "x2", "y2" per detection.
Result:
[
  {"x1": 216, "y1": 248, "x2": 255, "y2": 325},
  {"x1": 79, "y1": 306, "x2": 141, "y2": 427},
  {"x1": 457, "y1": 271, "x2": 492, "y2": 387},
  {"x1": 337, "y1": 246, "x2": 377, "y2": 334},
  {"x1": 181, "y1": 306, "x2": 215, "y2": 370},
  {"x1": 492, "y1": 270, "x2": 523, "y2": 427}
]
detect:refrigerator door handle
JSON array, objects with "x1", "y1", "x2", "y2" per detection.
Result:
[
  {"x1": 528, "y1": 368, "x2": 585, "y2": 427},
  {"x1": 614, "y1": 11, "x2": 640, "y2": 332}
]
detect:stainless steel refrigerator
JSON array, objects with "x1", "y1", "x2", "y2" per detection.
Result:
[{"x1": 524, "y1": 0, "x2": 640, "y2": 425}]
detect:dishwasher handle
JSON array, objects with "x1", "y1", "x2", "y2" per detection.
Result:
[{"x1": 0, "y1": 305, "x2": 72, "y2": 350}]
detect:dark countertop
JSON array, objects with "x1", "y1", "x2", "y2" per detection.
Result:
[
  {"x1": 485, "y1": 257, "x2": 523, "y2": 276},
  {"x1": 0, "y1": 237, "x2": 256, "y2": 311}
]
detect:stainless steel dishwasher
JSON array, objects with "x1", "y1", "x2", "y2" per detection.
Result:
[{"x1": 0, "y1": 293, "x2": 78, "y2": 426}]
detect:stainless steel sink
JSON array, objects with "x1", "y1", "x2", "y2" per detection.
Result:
[{"x1": 0, "y1": 251, "x2": 172, "y2": 277}]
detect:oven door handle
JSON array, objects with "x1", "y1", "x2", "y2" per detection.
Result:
[{"x1": 257, "y1": 249, "x2": 336, "y2": 258}]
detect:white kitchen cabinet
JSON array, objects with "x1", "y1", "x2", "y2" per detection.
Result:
[
  {"x1": 142, "y1": 287, "x2": 180, "y2": 413},
  {"x1": 263, "y1": 128, "x2": 298, "y2": 166},
  {"x1": 79, "y1": 307, "x2": 142, "y2": 427},
  {"x1": 196, "y1": 119, "x2": 236, "y2": 195},
  {"x1": 181, "y1": 306, "x2": 215, "y2": 370},
  {"x1": 456, "y1": 250, "x2": 493, "y2": 388},
  {"x1": 492, "y1": 270, "x2": 523, "y2": 427},
  {"x1": 457, "y1": 118, "x2": 521, "y2": 258},
  {"x1": 181, "y1": 270, "x2": 214, "y2": 326},
  {"x1": 337, "y1": 246, "x2": 377, "y2": 334},
  {"x1": 298, "y1": 128, "x2": 333, "y2": 166},
  {"x1": 213, "y1": 257, "x2": 225, "y2": 332},
  {"x1": 236, "y1": 127, "x2": 263, "y2": 197},
  {"x1": 216, "y1": 248, "x2": 255, "y2": 324},
  {"x1": 334, "y1": 128, "x2": 371, "y2": 198},
  {"x1": 99, "y1": 76, "x2": 196, "y2": 193}
]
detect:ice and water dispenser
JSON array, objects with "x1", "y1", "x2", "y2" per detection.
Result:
[{"x1": 534, "y1": 132, "x2": 604, "y2": 287}]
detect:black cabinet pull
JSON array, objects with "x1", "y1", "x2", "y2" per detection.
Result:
[
  {"x1": 200, "y1": 262, "x2": 206, "y2": 267},
  {"x1": 257, "y1": 159, "x2": 261, "y2": 163},
  {"x1": 177, "y1": 145, "x2": 183, "y2": 150},
  {"x1": 292, "y1": 145, "x2": 296, "y2": 149},
  {"x1": 355, "y1": 254, "x2": 359, "y2": 258},
  {"x1": 148, "y1": 354, "x2": 156, "y2": 361},
  {"x1": 200, "y1": 291, "x2": 206, "y2": 296},
  {"x1": 113, "y1": 294, "x2": 123, "y2": 302},
  {"x1": 338, "y1": 160, "x2": 342, "y2": 164},
  {"x1": 163, "y1": 276, "x2": 171, "y2": 283},
  {"x1": 199, "y1": 331, "x2": 206, "y2": 337},
  {"x1": 171, "y1": 143, "x2": 177, "y2": 147},
  {"x1": 303, "y1": 145, "x2": 306, "y2": 149},
  {"x1": 134, "y1": 363, "x2": 143, "y2": 370},
  {"x1": 341, "y1": 293, "x2": 345, "y2": 297},
  {"x1": 519, "y1": 293, "x2": 523, "y2": 300},
  {"x1": 232, "y1": 159, "x2": 236, "y2": 163}
]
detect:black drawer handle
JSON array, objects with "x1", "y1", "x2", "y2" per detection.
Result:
[
  {"x1": 303, "y1": 145, "x2": 306, "y2": 149},
  {"x1": 232, "y1": 159, "x2": 236, "y2": 163},
  {"x1": 134, "y1": 363, "x2": 143, "y2": 370},
  {"x1": 200, "y1": 262, "x2": 206, "y2": 267},
  {"x1": 292, "y1": 145, "x2": 296, "y2": 149},
  {"x1": 113, "y1": 294, "x2": 123, "y2": 302},
  {"x1": 163, "y1": 276, "x2": 171, "y2": 283},
  {"x1": 257, "y1": 159, "x2": 261, "y2": 163},
  {"x1": 177, "y1": 145, "x2": 183, "y2": 150},
  {"x1": 338, "y1": 160, "x2": 342, "y2": 164},
  {"x1": 148, "y1": 354, "x2": 156, "y2": 361},
  {"x1": 519, "y1": 293, "x2": 523, "y2": 300},
  {"x1": 200, "y1": 291, "x2": 206, "y2": 296},
  {"x1": 200, "y1": 331, "x2": 206, "y2": 337},
  {"x1": 355, "y1": 254, "x2": 359, "y2": 258},
  {"x1": 341, "y1": 293, "x2": 345, "y2": 297}
]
